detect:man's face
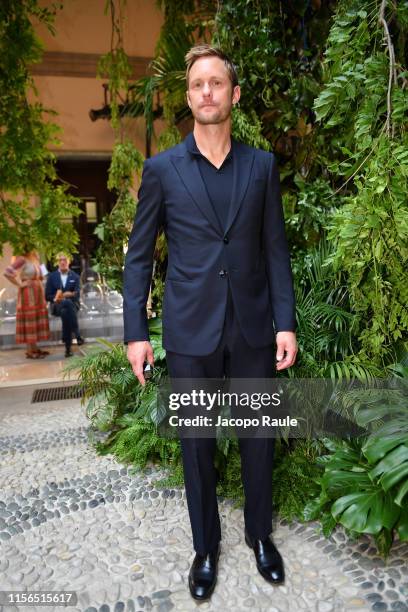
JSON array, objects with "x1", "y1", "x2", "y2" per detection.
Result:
[
  {"x1": 58, "y1": 256, "x2": 69, "y2": 273},
  {"x1": 186, "y1": 56, "x2": 240, "y2": 125}
]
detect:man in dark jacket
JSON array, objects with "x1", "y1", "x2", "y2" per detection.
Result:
[
  {"x1": 45, "y1": 253, "x2": 84, "y2": 357},
  {"x1": 123, "y1": 44, "x2": 297, "y2": 601}
]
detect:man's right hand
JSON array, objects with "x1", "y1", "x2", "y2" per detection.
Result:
[{"x1": 127, "y1": 340, "x2": 154, "y2": 386}]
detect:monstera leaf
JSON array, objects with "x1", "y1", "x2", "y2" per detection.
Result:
[
  {"x1": 357, "y1": 394, "x2": 408, "y2": 509},
  {"x1": 305, "y1": 385, "x2": 408, "y2": 555},
  {"x1": 326, "y1": 385, "x2": 408, "y2": 549},
  {"x1": 331, "y1": 488, "x2": 400, "y2": 534},
  {"x1": 396, "y1": 508, "x2": 408, "y2": 541},
  {"x1": 369, "y1": 444, "x2": 408, "y2": 493}
]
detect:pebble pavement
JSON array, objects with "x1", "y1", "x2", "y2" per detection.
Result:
[{"x1": 0, "y1": 388, "x2": 407, "y2": 612}]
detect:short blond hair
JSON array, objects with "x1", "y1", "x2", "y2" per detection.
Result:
[
  {"x1": 185, "y1": 43, "x2": 238, "y2": 88},
  {"x1": 56, "y1": 252, "x2": 70, "y2": 263}
]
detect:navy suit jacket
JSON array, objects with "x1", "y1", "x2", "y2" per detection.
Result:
[
  {"x1": 123, "y1": 133, "x2": 296, "y2": 356},
  {"x1": 45, "y1": 269, "x2": 80, "y2": 307}
]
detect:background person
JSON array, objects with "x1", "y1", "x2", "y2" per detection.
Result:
[
  {"x1": 45, "y1": 253, "x2": 84, "y2": 358},
  {"x1": 4, "y1": 250, "x2": 50, "y2": 359}
]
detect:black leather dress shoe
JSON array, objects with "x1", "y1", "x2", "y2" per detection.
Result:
[
  {"x1": 188, "y1": 543, "x2": 220, "y2": 601},
  {"x1": 65, "y1": 348, "x2": 73, "y2": 358},
  {"x1": 245, "y1": 528, "x2": 285, "y2": 584},
  {"x1": 76, "y1": 336, "x2": 85, "y2": 346}
]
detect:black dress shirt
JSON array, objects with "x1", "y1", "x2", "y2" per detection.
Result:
[{"x1": 185, "y1": 132, "x2": 234, "y2": 232}]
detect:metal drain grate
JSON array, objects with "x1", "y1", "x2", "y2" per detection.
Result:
[{"x1": 31, "y1": 385, "x2": 84, "y2": 403}]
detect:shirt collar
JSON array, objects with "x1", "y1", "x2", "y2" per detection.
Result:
[{"x1": 185, "y1": 131, "x2": 234, "y2": 160}]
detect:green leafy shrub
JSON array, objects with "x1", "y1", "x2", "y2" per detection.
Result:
[
  {"x1": 65, "y1": 318, "x2": 166, "y2": 432},
  {"x1": 96, "y1": 415, "x2": 182, "y2": 473},
  {"x1": 303, "y1": 369, "x2": 408, "y2": 557},
  {"x1": 272, "y1": 439, "x2": 324, "y2": 522}
]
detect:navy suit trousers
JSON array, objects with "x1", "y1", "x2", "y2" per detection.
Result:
[
  {"x1": 166, "y1": 284, "x2": 276, "y2": 555},
  {"x1": 53, "y1": 299, "x2": 80, "y2": 349}
]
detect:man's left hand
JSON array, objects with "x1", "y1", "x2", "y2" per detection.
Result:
[{"x1": 275, "y1": 331, "x2": 298, "y2": 370}]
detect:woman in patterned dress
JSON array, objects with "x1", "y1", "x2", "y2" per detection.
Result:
[{"x1": 4, "y1": 251, "x2": 50, "y2": 358}]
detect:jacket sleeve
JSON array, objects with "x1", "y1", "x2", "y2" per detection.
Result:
[
  {"x1": 123, "y1": 158, "x2": 165, "y2": 343},
  {"x1": 262, "y1": 152, "x2": 296, "y2": 333},
  {"x1": 72, "y1": 273, "x2": 80, "y2": 301}
]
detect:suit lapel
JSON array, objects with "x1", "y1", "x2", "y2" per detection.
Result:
[
  {"x1": 171, "y1": 151, "x2": 224, "y2": 236},
  {"x1": 224, "y1": 141, "x2": 255, "y2": 236},
  {"x1": 171, "y1": 137, "x2": 255, "y2": 236}
]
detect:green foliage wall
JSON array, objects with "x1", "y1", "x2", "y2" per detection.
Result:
[{"x1": 313, "y1": 0, "x2": 408, "y2": 366}]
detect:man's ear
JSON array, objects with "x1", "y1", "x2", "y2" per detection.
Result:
[
  {"x1": 186, "y1": 90, "x2": 192, "y2": 109},
  {"x1": 232, "y1": 85, "x2": 241, "y2": 106}
]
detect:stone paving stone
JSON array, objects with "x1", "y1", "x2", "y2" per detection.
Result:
[{"x1": 0, "y1": 398, "x2": 407, "y2": 611}]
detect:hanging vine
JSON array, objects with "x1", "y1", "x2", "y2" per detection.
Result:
[
  {"x1": 93, "y1": 0, "x2": 144, "y2": 292},
  {"x1": 0, "y1": 0, "x2": 81, "y2": 259}
]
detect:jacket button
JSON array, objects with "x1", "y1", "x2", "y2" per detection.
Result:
[
  {"x1": 219, "y1": 269, "x2": 227, "y2": 277},
  {"x1": 223, "y1": 236, "x2": 229, "y2": 244}
]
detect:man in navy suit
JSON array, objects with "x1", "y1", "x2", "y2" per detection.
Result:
[
  {"x1": 45, "y1": 253, "x2": 84, "y2": 357},
  {"x1": 123, "y1": 44, "x2": 297, "y2": 600}
]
